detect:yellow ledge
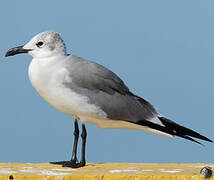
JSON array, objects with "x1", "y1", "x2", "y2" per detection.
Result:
[{"x1": 0, "y1": 163, "x2": 213, "y2": 180}]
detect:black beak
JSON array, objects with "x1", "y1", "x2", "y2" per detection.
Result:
[{"x1": 5, "y1": 46, "x2": 32, "y2": 57}]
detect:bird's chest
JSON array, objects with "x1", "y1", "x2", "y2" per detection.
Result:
[
  {"x1": 28, "y1": 59, "x2": 62, "y2": 95},
  {"x1": 28, "y1": 59, "x2": 106, "y2": 118},
  {"x1": 28, "y1": 60, "x2": 75, "y2": 113}
]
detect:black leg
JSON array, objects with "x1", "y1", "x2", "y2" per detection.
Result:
[
  {"x1": 50, "y1": 119, "x2": 87, "y2": 168},
  {"x1": 71, "y1": 118, "x2": 79, "y2": 162},
  {"x1": 50, "y1": 117, "x2": 80, "y2": 166},
  {"x1": 62, "y1": 123, "x2": 87, "y2": 168},
  {"x1": 80, "y1": 124, "x2": 87, "y2": 165}
]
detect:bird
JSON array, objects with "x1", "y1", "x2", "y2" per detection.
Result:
[{"x1": 5, "y1": 31, "x2": 212, "y2": 168}]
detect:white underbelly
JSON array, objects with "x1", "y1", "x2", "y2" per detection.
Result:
[
  {"x1": 80, "y1": 116, "x2": 173, "y2": 138},
  {"x1": 35, "y1": 83, "x2": 173, "y2": 138},
  {"x1": 36, "y1": 84, "x2": 107, "y2": 119}
]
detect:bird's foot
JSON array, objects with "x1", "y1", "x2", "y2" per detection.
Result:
[
  {"x1": 50, "y1": 160, "x2": 86, "y2": 168},
  {"x1": 50, "y1": 161, "x2": 69, "y2": 165},
  {"x1": 63, "y1": 161, "x2": 85, "y2": 168}
]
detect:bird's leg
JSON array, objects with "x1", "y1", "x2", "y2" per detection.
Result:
[
  {"x1": 62, "y1": 123, "x2": 87, "y2": 168},
  {"x1": 70, "y1": 118, "x2": 79, "y2": 163},
  {"x1": 50, "y1": 117, "x2": 80, "y2": 165},
  {"x1": 79, "y1": 124, "x2": 87, "y2": 165}
]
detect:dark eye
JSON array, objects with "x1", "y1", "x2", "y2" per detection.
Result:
[{"x1": 36, "y1": 41, "x2": 44, "y2": 47}]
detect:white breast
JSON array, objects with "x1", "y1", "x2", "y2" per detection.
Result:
[{"x1": 28, "y1": 57, "x2": 107, "y2": 119}]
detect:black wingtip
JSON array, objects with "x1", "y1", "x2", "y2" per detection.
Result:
[
  {"x1": 134, "y1": 117, "x2": 212, "y2": 145},
  {"x1": 179, "y1": 134, "x2": 205, "y2": 146},
  {"x1": 202, "y1": 137, "x2": 213, "y2": 143},
  {"x1": 158, "y1": 117, "x2": 213, "y2": 144}
]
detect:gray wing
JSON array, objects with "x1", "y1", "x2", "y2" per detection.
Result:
[{"x1": 64, "y1": 55, "x2": 161, "y2": 124}]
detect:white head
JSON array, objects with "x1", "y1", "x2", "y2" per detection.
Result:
[{"x1": 5, "y1": 31, "x2": 67, "y2": 58}]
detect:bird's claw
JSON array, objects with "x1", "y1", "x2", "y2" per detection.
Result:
[
  {"x1": 50, "y1": 161, "x2": 68, "y2": 165},
  {"x1": 63, "y1": 161, "x2": 85, "y2": 168},
  {"x1": 50, "y1": 160, "x2": 85, "y2": 168}
]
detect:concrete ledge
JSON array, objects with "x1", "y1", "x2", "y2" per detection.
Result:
[{"x1": 0, "y1": 163, "x2": 213, "y2": 179}]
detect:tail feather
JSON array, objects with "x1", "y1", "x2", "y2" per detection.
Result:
[{"x1": 135, "y1": 116, "x2": 212, "y2": 145}]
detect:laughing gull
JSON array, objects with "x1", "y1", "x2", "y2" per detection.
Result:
[{"x1": 5, "y1": 31, "x2": 212, "y2": 168}]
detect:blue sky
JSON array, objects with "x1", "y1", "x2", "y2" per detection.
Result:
[{"x1": 0, "y1": 0, "x2": 213, "y2": 163}]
